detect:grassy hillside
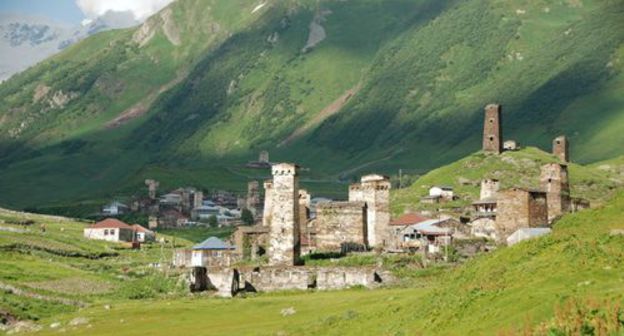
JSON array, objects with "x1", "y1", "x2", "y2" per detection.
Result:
[
  {"x1": 18, "y1": 191, "x2": 624, "y2": 335},
  {"x1": 392, "y1": 146, "x2": 622, "y2": 215},
  {"x1": 0, "y1": 0, "x2": 623, "y2": 209},
  {"x1": 0, "y1": 208, "x2": 191, "y2": 324}
]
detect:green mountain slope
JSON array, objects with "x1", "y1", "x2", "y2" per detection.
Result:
[{"x1": 0, "y1": 0, "x2": 623, "y2": 209}]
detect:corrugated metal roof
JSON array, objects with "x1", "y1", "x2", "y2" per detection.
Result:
[{"x1": 193, "y1": 237, "x2": 235, "y2": 250}]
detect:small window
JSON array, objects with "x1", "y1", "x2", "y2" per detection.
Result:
[
  {"x1": 104, "y1": 229, "x2": 109, "y2": 235},
  {"x1": 110, "y1": 229, "x2": 115, "y2": 235},
  {"x1": 489, "y1": 136, "x2": 494, "y2": 141},
  {"x1": 489, "y1": 119, "x2": 494, "y2": 123}
]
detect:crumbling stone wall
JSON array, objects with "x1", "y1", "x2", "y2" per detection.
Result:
[
  {"x1": 202, "y1": 266, "x2": 392, "y2": 296},
  {"x1": 262, "y1": 180, "x2": 273, "y2": 227},
  {"x1": 315, "y1": 202, "x2": 367, "y2": 252},
  {"x1": 268, "y1": 163, "x2": 301, "y2": 266},
  {"x1": 482, "y1": 104, "x2": 503, "y2": 154},
  {"x1": 349, "y1": 175, "x2": 391, "y2": 248},
  {"x1": 553, "y1": 135, "x2": 569, "y2": 162},
  {"x1": 540, "y1": 163, "x2": 570, "y2": 222},
  {"x1": 495, "y1": 188, "x2": 548, "y2": 241}
]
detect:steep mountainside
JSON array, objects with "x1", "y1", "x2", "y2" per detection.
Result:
[{"x1": 0, "y1": 0, "x2": 623, "y2": 209}]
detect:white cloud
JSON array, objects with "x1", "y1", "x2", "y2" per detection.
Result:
[{"x1": 76, "y1": 0, "x2": 175, "y2": 21}]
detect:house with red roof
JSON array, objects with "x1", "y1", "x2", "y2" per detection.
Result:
[
  {"x1": 83, "y1": 218, "x2": 135, "y2": 243},
  {"x1": 131, "y1": 224, "x2": 156, "y2": 243},
  {"x1": 389, "y1": 213, "x2": 430, "y2": 248}
]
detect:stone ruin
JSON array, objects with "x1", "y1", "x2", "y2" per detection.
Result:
[{"x1": 190, "y1": 266, "x2": 395, "y2": 298}]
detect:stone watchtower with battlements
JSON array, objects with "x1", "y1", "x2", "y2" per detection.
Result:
[
  {"x1": 553, "y1": 136, "x2": 569, "y2": 162},
  {"x1": 349, "y1": 174, "x2": 391, "y2": 248},
  {"x1": 482, "y1": 104, "x2": 503, "y2": 154},
  {"x1": 540, "y1": 163, "x2": 571, "y2": 222},
  {"x1": 267, "y1": 163, "x2": 301, "y2": 266}
]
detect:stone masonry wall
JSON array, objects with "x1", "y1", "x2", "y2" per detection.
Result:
[
  {"x1": 553, "y1": 135, "x2": 569, "y2": 162},
  {"x1": 482, "y1": 104, "x2": 502, "y2": 154},
  {"x1": 496, "y1": 188, "x2": 548, "y2": 242},
  {"x1": 540, "y1": 163, "x2": 571, "y2": 221},
  {"x1": 268, "y1": 163, "x2": 300, "y2": 266},
  {"x1": 315, "y1": 202, "x2": 367, "y2": 252},
  {"x1": 262, "y1": 180, "x2": 273, "y2": 227}
]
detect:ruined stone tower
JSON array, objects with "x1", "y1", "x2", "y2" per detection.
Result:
[
  {"x1": 540, "y1": 163, "x2": 571, "y2": 222},
  {"x1": 349, "y1": 174, "x2": 391, "y2": 248},
  {"x1": 482, "y1": 104, "x2": 503, "y2": 154},
  {"x1": 480, "y1": 179, "x2": 500, "y2": 200},
  {"x1": 553, "y1": 136, "x2": 569, "y2": 162},
  {"x1": 267, "y1": 163, "x2": 300, "y2": 266},
  {"x1": 262, "y1": 180, "x2": 273, "y2": 227}
]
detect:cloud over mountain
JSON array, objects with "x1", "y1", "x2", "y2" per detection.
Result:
[{"x1": 76, "y1": 0, "x2": 174, "y2": 21}]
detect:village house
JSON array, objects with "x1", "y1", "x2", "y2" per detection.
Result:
[
  {"x1": 428, "y1": 186, "x2": 454, "y2": 200},
  {"x1": 131, "y1": 224, "x2": 155, "y2": 243},
  {"x1": 159, "y1": 209, "x2": 189, "y2": 228},
  {"x1": 191, "y1": 237, "x2": 237, "y2": 268},
  {"x1": 399, "y1": 218, "x2": 467, "y2": 253},
  {"x1": 83, "y1": 218, "x2": 134, "y2": 243},
  {"x1": 389, "y1": 213, "x2": 430, "y2": 248},
  {"x1": 101, "y1": 201, "x2": 129, "y2": 216}
]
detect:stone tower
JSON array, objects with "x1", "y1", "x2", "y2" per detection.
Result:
[
  {"x1": 480, "y1": 179, "x2": 500, "y2": 200},
  {"x1": 482, "y1": 104, "x2": 503, "y2": 154},
  {"x1": 349, "y1": 174, "x2": 391, "y2": 248},
  {"x1": 267, "y1": 163, "x2": 300, "y2": 266},
  {"x1": 259, "y1": 150, "x2": 269, "y2": 164},
  {"x1": 145, "y1": 179, "x2": 159, "y2": 200},
  {"x1": 193, "y1": 191, "x2": 204, "y2": 209},
  {"x1": 540, "y1": 163, "x2": 570, "y2": 222},
  {"x1": 553, "y1": 136, "x2": 569, "y2": 162},
  {"x1": 261, "y1": 180, "x2": 273, "y2": 227},
  {"x1": 246, "y1": 181, "x2": 260, "y2": 212}
]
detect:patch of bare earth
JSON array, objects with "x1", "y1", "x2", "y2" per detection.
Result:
[
  {"x1": 105, "y1": 71, "x2": 188, "y2": 129},
  {"x1": 279, "y1": 84, "x2": 360, "y2": 147}
]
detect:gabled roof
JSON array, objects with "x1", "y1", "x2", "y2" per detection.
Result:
[
  {"x1": 130, "y1": 224, "x2": 153, "y2": 233},
  {"x1": 90, "y1": 218, "x2": 132, "y2": 229},
  {"x1": 193, "y1": 237, "x2": 235, "y2": 250},
  {"x1": 403, "y1": 219, "x2": 452, "y2": 236},
  {"x1": 390, "y1": 213, "x2": 429, "y2": 226}
]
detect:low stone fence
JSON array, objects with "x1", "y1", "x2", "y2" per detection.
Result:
[{"x1": 190, "y1": 266, "x2": 395, "y2": 297}]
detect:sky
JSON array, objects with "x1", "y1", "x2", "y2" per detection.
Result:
[{"x1": 0, "y1": 0, "x2": 174, "y2": 25}]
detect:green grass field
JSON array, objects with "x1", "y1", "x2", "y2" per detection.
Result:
[{"x1": 2, "y1": 190, "x2": 623, "y2": 335}]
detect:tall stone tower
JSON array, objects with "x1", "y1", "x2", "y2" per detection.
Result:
[
  {"x1": 145, "y1": 179, "x2": 159, "y2": 200},
  {"x1": 540, "y1": 163, "x2": 571, "y2": 222},
  {"x1": 553, "y1": 136, "x2": 569, "y2": 162},
  {"x1": 482, "y1": 104, "x2": 503, "y2": 154},
  {"x1": 193, "y1": 191, "x2": 204, "y2": 209},
  {"x1": 246, "y1": 181, "x2": 260, "y2": 212},
  {"x1": 262, "y1": 180, "x2": 273, "y2": 227},
  {"x1": 267, "y1": 163, "x2": 300, "y2": 266},
  {"x1": 480, "y1": 179, "x2": 500, "y2": 200},
  {"x1": 349, "y1": 174, "x2": 391, "y2": 248},
  {"x1": 259, "y1": 150, "x2": 270, "y2": 164}
]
